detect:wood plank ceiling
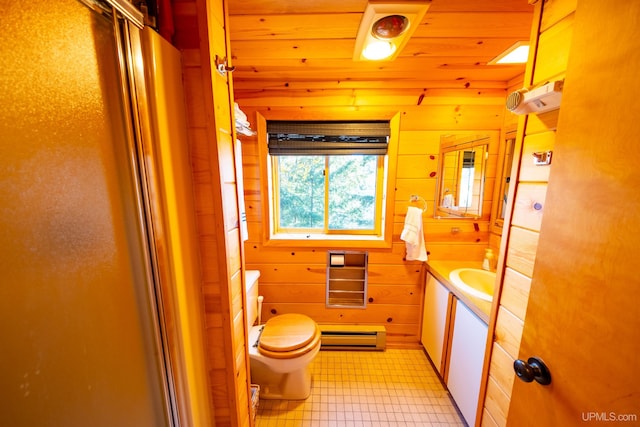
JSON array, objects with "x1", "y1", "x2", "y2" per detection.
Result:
[{"x1": 228, "y1": 0, "x2": 534, "y2": 96}]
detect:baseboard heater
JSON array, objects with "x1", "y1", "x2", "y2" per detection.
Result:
[{"x1": 319, "y1": 324, "x2": 386, "y2": 351}]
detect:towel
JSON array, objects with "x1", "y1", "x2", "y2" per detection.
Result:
[
  {"x1": 442, "y1": 193, "x2": 454, "y2": 208},
  {"x1": 234, "y1": 139, "x2": 249, "y2": 242},
  {"x1": 400, "y1": 206, "x2": 427, "y2": 261}
]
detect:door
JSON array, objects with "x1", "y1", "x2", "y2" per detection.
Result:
[
  {"x1": 508, "y1": 1, "x2": 640, "y2": 425},
  {"x1": 0, "y1": 1, "x2": 173, "y2": 425}
]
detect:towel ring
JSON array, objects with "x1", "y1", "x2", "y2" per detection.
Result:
[{"x1": 409, "y1": 194, "x2": 427, "y2": 213}]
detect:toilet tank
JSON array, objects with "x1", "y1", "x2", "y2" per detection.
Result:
[{"x1": 245, "y1": 270, "x2": 260, "y2": 326}]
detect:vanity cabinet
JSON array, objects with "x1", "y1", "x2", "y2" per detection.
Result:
[
  {"x1": 447, "y1": 298, "x2": 488, "y2": 426},
  {"x1": 421, "y1": 269, "x2": 489, "y2": 426},
  {"x1": 420, "y1": 273, "x2": 452, "y2": 375}
]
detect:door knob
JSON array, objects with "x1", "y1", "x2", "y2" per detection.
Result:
[{"x1": 513, "y1": 356, "x2": 552, "y2": 385}]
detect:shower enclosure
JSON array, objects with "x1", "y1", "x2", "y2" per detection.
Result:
[{"x1": 1, "y1": 1, "x2": 179, "y2": 425}]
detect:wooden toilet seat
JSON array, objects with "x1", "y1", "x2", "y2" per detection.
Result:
[{"x1": 258, "y1": 313, "x2": 321, "y2": 359}]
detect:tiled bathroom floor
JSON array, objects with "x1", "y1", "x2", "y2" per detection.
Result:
[{"x1": 254, "y1": 349, "x2": 466, "y2": 427}]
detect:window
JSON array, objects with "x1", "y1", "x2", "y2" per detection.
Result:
[{"x1": 267, "y1": 120, "x2": 390, "y2": 239}]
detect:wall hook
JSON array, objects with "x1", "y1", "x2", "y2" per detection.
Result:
[{"x1": 215, "y1": 55, "x2": 236, "y2": 76}]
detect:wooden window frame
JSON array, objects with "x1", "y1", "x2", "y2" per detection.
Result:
[
  {"x1": 271, "y1": 154, "x2": 385, "y2": 236},
  {"x1": 256, "y1": 111, "x2": 400, "y2": 249}
]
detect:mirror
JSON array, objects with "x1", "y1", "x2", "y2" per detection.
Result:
[
  {"x1": 435, "y1": 135, "x2": 489, "y2": 219},
  {"x1": 491, "y1": 132, "x2": 517, "y2": 233}
]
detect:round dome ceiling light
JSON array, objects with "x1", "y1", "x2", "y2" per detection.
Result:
[{"x1": 371, "y1": 15, "x2": 409, "y2": 40}]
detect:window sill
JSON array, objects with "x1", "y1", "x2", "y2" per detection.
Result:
[{"x1": 264, "y1": 233, "x2": 392, "y2": 249}]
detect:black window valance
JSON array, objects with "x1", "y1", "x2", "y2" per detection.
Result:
[{"x1": 267, "y1": 120, "x2": 390, "y2": 155}]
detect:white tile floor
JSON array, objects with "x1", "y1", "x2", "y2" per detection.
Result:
[{"x1": 255, "y1": 349, "x2": 466, "y2": 427}]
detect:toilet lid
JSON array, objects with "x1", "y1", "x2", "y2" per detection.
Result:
[{"x1": 259, "y1": 313, "x2": 317, "y2": 352}]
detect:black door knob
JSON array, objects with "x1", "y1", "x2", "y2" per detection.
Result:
[{"x1": 513, "y1": 356, "x2": 552, "y2": 385}]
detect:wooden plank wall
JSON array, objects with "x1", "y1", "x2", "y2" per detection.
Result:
[
  {"x1": 481, "y1": 1, "x2": 577, "y2": 426},
  {"x1": 236, "y1": 87, "x2": 505, "y2": 347},
  {"x1": 171, "y1": 0, "x2": 252, "y2": 426}
]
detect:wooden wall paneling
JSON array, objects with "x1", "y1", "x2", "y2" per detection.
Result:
[
  {"x1": 499, "y1": 268, "x2": 531, "y2": 322},
  {"x1": 483, "y1": 376, "x2": 510, "y2": 427},
  {"x1": 172, "y1": 0, "x2": 253, "y2": 424},
  {"x1": 228, "y1": 0, "x2": 533, "y2": 15},
  {"x1": 218, "y1": 131, "x2": 236, "y2": 182},
  {"x1": 422, "y1": 244, "x2": 488, "y2": 262},
  {"x1": 212, "y1": 0, "x2": 253, "y2": 423},
  {"x1": 184, "y1": 3, "x2": 230, "y2": 421},
  {"x1": 234, "y1": 88, "x2": 509, "y2": 108},
  {"x1": 234, "y1": 79, "x2": 510, "y2": 92},
  {"x1": 258, "y1": 283, "x2": 324, "y2": 304},
  {"x1": 539, "y1": 0, "x2": 578, "y2": 33},
  {"x1": 252, "y1": 263, "x2": 326, "y2": 283},
  {"x1": 233, "y1": 67, "x2": 522, "y2": 83},
  {"x1": 368, "y1": 243, "x2": 412, "y2": 262},
  {"x1": 399, "y1": 106, "x2": 505, "y2": 131},
  {"x1": 190, "y1": 128, "x2": 214, "y2": 173},
  {"x1": 232, "y1": 309, "x2": 245, "y2": 357},
  {"x1": 245, "y1": 247, "x2": 326, "y2": 265},
  {"x1": 222, "y1": 183, "x2": 239, "y2": 230},
  {"x1": 234, "y1": 105, "x2": 506, "y2": 132},
  {"x1": 481, "y1": 408, "x2": 500, "y2": 427},
  {"x1": 395, "y1": 179, "x2": 437, "y2": 211},
  {"x1": 518, "y1": 131, "x2": 555, "y2": 181},
  {"x1": 368, "y1": 264, "x2": 422, "y2": 284},
  {"x1": 208, "y1": 369, "x2": 231, "y2": 420},
  {"x1": 504, "y1": 227, "x2": 539, "y2": 278},
  {"x1": 236, "y1": 367, "x2": 250, "y2": 427},
  {"x1": 230, "y1": 12, "x2": 530, "y2": 42},
  {"x1": 261, "y1": 302, "x2": 420, "y2": 325},
  {"x1": 367, "y1": 283, "x2": 423, "y2": 306},
  {"x1": 226, "y1": 0, "x2": 360, "y2": 14},
  {"x1": 230, "y1": 13, "x2": 361, "y2": 40},
  {"x1": 524, "y1": 109, "x2": 559, "y2": 134},
  {"x1": 231, "y1": 39, "x2": 354, "y2": 60},
  {"x1": 488, "y1": 343, "x2": 516, "y2": 403},
  {"x1": 510, "y1": 183, "x2": 547, "y2": 232},
  {"x1": 396, "y1": 154, "x2": 435, "y2": 179},
  {"x1": 494, "y1": 308, "x2": 523, "y2": 360},
  {"x1": 398, "y1": 130, "x2": 441, "y2": 152},
  {"x1": 532, "y1": 13, "x2": 574, "y2": 85},
  {"x1": 230, "y1": 270, "x2": 243, "y2": 317},
  {"x1": 418, "y1": 12, "x2": 532, "y2": 39}
]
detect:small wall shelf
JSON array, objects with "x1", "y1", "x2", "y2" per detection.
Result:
[{"x1": 326, "y1": 251, "x2": 368, "y2": 308}]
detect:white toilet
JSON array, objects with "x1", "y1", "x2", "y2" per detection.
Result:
[{"x1": 245, "y1": 270, "x2": 321, "y2": 400}]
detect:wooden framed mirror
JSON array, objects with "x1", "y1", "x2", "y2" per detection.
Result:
[{"x1": 435, "y1": 134, "x2": 490, "y2": 219}]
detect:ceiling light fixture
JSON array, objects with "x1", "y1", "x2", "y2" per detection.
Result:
[
  {"x1": 353, "y1": 1, "x2": 431, "y2": 62},
  {"x1": 489, "y1": 41, "x2": 530, "y2": 64}
]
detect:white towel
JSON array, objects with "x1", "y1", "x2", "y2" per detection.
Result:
[
  {"x1": 400, "y1": 206, "x2": 427, "y2": 261},
  {"x1": 234, "y1": 139, "x2": 249, "y2": 242}
]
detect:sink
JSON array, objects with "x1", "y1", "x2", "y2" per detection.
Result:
[{"x1": 449, "y1": 268, "x2": 496, "y2": 302}]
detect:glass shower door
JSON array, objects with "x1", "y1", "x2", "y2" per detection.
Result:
[{"x1": 0, "y1": 1, "x2": 173, "y2": 425}]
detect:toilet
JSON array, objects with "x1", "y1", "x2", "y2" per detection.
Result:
[{"x1": 245, "y1": 270, "x2": 321, "y2": 400}]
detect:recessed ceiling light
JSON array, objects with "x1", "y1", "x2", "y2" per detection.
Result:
[{"x1": 489, "y1": 41, "x2": 530, "y2": 64}]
